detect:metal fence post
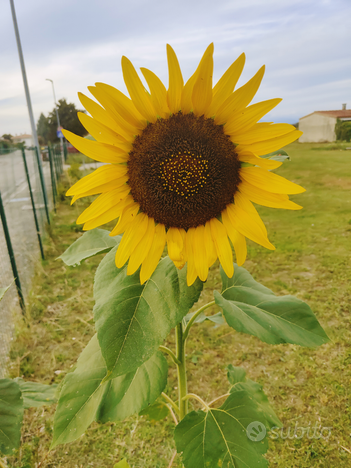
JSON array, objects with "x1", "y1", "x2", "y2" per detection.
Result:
[
  {"x1": 48, "y1": 146, "x2": 56, "y2": 212},
  {"x1": 34, "y1": 146, "x2": 50, "y2": 225},
  {"x1": 21, "y1": 149, "x2": 45, "y2": 260},
  {"x1": 0, "y1": 191, "x2": 26, "y2": 315}
]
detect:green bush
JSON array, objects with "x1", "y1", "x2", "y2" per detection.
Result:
[{"x1": 335, "y1": 119, "x2": 351, "y2": 142}]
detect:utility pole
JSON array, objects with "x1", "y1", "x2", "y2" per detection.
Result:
[
  {"x1": 46, "y1": 78, "x2": 64, "y2": 157},
  {"x1": 9, "y1": 0, "x2": 50, "y2": 219}
]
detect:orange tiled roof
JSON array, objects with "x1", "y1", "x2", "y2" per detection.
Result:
[{"x1": 301, "y1": 110, "x2": 351, "y2": 119}]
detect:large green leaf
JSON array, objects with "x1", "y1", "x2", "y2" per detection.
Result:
[
  {"x1": 227, "y1": 365, "x2": 281, "y2": 429},
  {"x1": 0, "y1": 379, "x2": 24, "y2": 455},
  {"x1": 215, "y1": 265, "x2": 329, "y2": 347},
  {"x1": 59, "y1": 229, "x2": 120, "y2": 266},
  {"x1": 0, "y1": 283, "x2": 12, "y2": 302},
  {"x1": 14, "y1": 378, "x2": 57, "y2": 409},
  {"x1": 52, "y1": 335, "x2": 167, "y2": 448},
  {"x1": 174, "y1": 391, "x2": 269, "y2": 468},
  {"x1": 94, "y1": 248, "x2": 203, "y2": 379}
]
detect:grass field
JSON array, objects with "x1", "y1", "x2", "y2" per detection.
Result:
[{"x1": 3, "y1": 142, "x2": 351, "y2": 467}]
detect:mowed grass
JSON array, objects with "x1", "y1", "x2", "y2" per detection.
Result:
[{"x1": 4, "y1": 142, "x2": 351, "y2": 468}]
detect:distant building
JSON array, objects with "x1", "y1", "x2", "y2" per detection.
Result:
[
  {"x1": 299, "y1": 105, "x2": 351, "y2": 142},
  {"x1": 13, "y1": 134, "x2": 33, "y2": 147}
]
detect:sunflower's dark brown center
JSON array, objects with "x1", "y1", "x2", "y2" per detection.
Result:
[{"x1": 127, "y1": 112, "x2": 241, "y2": 229}]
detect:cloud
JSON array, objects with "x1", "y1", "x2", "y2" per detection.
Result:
[{"x1": 1, "y1": 0, "x2": 350, "y2": 134}]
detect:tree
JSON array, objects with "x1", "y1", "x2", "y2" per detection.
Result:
[
  {"x1": 36, "y1": 113, "x2": 50, "y2": 145},
  {"x1": 335, "y1": 119, "x2": 351, "y2": 142},
  {"x1": 1, "y1": 134, "x2": 13, "y2": 142},
  {"x1": 47, "y1": 99, "x2": 87, "y2": 143}
]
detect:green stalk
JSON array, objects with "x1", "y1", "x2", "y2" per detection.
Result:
[
  {"x1": 183, "y1": 300, "x2": 216, "y2": 341},
  {"x1": 176, "y1": 322, "x2": 188, "y2": 420}
]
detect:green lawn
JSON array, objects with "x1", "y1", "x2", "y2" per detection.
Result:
[{"x1": 4, "y1": 142, "x2": 351, "y2": 467}]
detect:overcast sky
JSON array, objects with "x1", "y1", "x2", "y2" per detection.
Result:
[{"x1": 1, "y1": 0, "x2": 350, "y2": 136}]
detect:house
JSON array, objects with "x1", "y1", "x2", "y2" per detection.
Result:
[
  {"x1": 299, "y1": 106, "x2": 351, "y2": 142},
  {"x1": 12, "y1": 134, "x2": 33, "y2": 147}
]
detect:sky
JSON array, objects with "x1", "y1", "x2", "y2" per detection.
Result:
[{"x1": 1, "y1": 0, "x2": 350, "y2": 136}]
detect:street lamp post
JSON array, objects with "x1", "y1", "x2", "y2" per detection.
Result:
[{"x1": 46, "y1": 78, "x2": 64, "y2": 159}]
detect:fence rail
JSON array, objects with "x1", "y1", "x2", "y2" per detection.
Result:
[{"x1": 0, "y1": 143, "x2": 65, "y2": 377}]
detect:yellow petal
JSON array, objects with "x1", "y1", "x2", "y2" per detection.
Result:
[
  {"x1": 234, "y1": 191, "x2": 267, "y2": 236},
  {"x1": 166, "y1": 227, "x2": 187, "y2": 269},
  {"x1": 140, "y1": 224, "x2": 166, "y2": 284},
  {"x1": 63, "y1": 130, "x2": 129, "y2": 163},
  {"x1": 193, "y1": 225, "x2": 208, "y2": 282},
  {"x1": 78, "y1": 92, "x2": 125, "y2": 137},
  {"x1": 237, "y1": 130, "x2": 303, "y2": 156},
  {"x1": 72, "y1": 177, "x2": 128, "y2": 205},
  {"x1": 231, "y1": 123, "x2": 296, "y2": 146},
  {"x1": 70, "y1": 179, "x2": 128, "y2": 204},
  {"x1": 238, "y1": 180, "x2": 303, "y2": 210},
  {"x1": 140, "y1": 68, "x2": 170, "y2": 118},
  {"x1": 121, "y1": 56, "x2": 157, "y2": 123},
  {"x1": 237, "y1": 150, "x2": 282, "y2": 170},
  {"x1": 95, "y1": 82, "x2": 146, "y2": 129},
  {"x1": 166, "y1": 44, "x2": 184, "y2": 113},
  {"x1": 221, "y1": 208, "x2": 247, "y2": 266},
  {"x1": 78, "y1": 113, "x2": 131, "y2": 147},
  {"x1": 181, "y1": 44, "x2": 214, "y2": 114},
  {"x1": 77, "y1": 188, "x2": 130, "y2": 224},
  {"x1": 192, "y1": 45, "x2": 214, "y2": 116},
  {"x1": 205, "y1": 52, "x2": 245, "y2": 118},
  {"x1": 225, "y1": 98, "x2": 282, "y2": 135},
  {"x1": 184, "y1": 229, "x2": 198, "y2": 286},
  {"x1": 88, "y1": 86, "x2": 137, "y2": 139},
  {"x1": 115, "y1": 213, "x2": 149, "y2": 268},
  {"x1": 240, "y1": 166, "x2": 306, "y2": 194},
  {"x1": 127, "y1": 217, "x2": 155, "y2": 275},
  {"x1": 83, "y1": 203, "x2": 126, "y2": 230},
  {"x1": 109, "y1": 202, "x2": 139, "y2": 236},
  {"x1": 215, "y1": 66, "x2": 265, "y2": 125},
  {"x1": 66, "y1": 164, "x2": 128, "y2": 196},
  {"x1": 226, "y1": 203, "x2": 275, "y2": 250},
  {"x1": 204, "y1": 221, "x2": 217, "y2": 267},
  {"x1": 209, "y1": 218, "x2": 234, "y2": 278}
]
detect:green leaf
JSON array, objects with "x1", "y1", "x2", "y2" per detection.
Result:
[
  {"x1": 230, "y1": 379, "x2": 281, "y2": 429},
  {"x1": 96, "y1": 351, "x2": 168, "y2": 423},
  {"x1": 139, "y1": 401, "x2": 169, "y2": 421},
  {"x1": 52, "y1": 335, "x2": 167, "y2": 448},
  {"x1": 185, "y1": 311, "x2": 225, "y2": 326},
  {"x1": 215, "y1": 265, "x2": 329, "y2": 347},
  {"x1": 0, "y1": 379, "x2": 24, "y2": 455},
  {"x1": 227, "y1": 364, "x2": 280, "y2": 428},
  {"x1": 13, "y1": 378, "x2": 57, "y2": 409},
  {"x1": 227, "y1": 364, "x2": 246, "y2": 385},
  {"x1": 0, "y1": 283, "x2": 12, "y2": 302},
  {"x1": 261, "y1": 149, "x2": 290, "y2": 161},
  {"x1": 174, "y1": 391, "x2": 269, "y2": 468},
  {"x1": 59, "y1": 229, "x2": 121, "y2": 266},
  {"x1": 114, "y1": 460, "x2": 130, "y2": 468},
  {"x1": 94, "y1": 249, "x2": 203, "y2": 379}
]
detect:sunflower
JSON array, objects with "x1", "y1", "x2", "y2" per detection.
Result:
[{"x1": 64, "y1": 43, "x2": 304, "y2": 286}]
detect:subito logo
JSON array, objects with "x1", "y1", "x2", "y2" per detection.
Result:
[{"x1": 246, "y1": 421, "x2": 266, "y2": 442}]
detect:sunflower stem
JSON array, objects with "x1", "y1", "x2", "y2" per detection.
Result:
[
  {"x1": 183, "y1": 300, "x2": 216, "y2": 341},
  {"x1": 176, "y1": 322, "x2": 188, "y2": 420},
  {"x1": 159, "y1": 345, "x2": 181, "y2": 365}
]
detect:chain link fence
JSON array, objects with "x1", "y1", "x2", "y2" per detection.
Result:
[{"x1": 0, "y1": 144, "x2": 64, "y2": 377}]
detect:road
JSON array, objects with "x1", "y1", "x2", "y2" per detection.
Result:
[{"x1": 0, "y1": 149, "x2": 53, "y2": 377}]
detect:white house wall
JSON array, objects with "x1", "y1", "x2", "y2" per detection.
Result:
[{"x1": 299, "y1": 114, "x2": 337, "y2": 142}]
